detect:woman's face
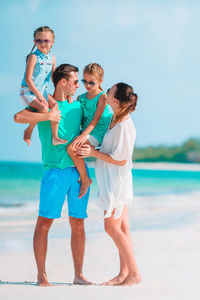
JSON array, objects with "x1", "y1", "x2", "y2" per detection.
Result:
[{"x1": 107, "y1": 85, "x2": 117, "y2": 109}]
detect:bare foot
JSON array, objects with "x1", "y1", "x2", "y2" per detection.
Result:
[
  {"x1": 24, "y1": 127, "x2": 33, "y2": 146},
  {"x1": 52, "y1": 137, "x2": 68, "y2": 146},
  {"x1": 37, "y1": 274, "x2": 52, "y2": 287},
  {"x1": 101, "y1": 273, "x2": 128, "y2": 286},
  {"x1": 79, "y1": 178, "x2": 92, "y2": 198},
  {"x1": 119, "y1": 274, "x2": 141, "y2": 287},
  {"x1": 73, "y1": 275, "x2": 93, "y2": 285}
]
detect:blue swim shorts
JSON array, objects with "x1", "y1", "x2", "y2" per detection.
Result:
[{"x1": 39, "y1": 166, "x2": 90, "y2": 219}]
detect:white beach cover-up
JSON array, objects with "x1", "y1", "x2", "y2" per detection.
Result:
[{"x1": 95, "y1": 116, "x2": 136, "y2": 218}]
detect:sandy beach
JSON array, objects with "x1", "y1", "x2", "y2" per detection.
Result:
[{"x1": 1, "y1": 187, "x2": 200, "y2": 300}]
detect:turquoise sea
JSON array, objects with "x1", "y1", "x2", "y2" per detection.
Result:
[{"x1": 0, "y1": 161, "x2": 200, "y2": 216}]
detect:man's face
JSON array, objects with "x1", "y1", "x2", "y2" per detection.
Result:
[{"x1": 65, "y1": 72, "x2": 79, "y2": 96}]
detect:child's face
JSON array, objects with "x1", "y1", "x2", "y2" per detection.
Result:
[
  {"x1": 34, "y1": 31, "x2": 54, "y2": 54},
  {"x1": 83, "y1": 73, "x2": 101, "y2": 93}
]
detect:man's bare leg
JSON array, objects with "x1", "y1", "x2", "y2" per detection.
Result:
[
  {"x1": 69, "y1": 217, "x2": 92, "y2": 285},
  {"x1": 67, "y1": 144, "x2": 92, "y2": 198},
  {"x1": 33, "y1": 216, "x2": 54, "y2": 287}
]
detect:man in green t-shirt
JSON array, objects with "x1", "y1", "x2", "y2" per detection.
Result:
[{"x1": 14, "y1": 64, "x2": 91, "y2": 286}]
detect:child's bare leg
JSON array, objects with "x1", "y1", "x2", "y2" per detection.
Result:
[
  {"x1": 104, "y1": 207, "x2": 141, "y2": 286},
  {"x1": 67, "y1": 143, "x2": 92, "y2": 198},
  {"x1": 49, "y1": 101, "x2": 67, "y2": 146},
  {"x1": 24, "y1": 122, "x2": 37, "y2": 146},
  {"x1": 51, "y1": 120, "x2": 68, "y2": 146},
  {"x1": 23, "y1": 99, "x2": 48, "y2": 146}
]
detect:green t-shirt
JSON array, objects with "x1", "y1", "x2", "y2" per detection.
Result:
[
  {"x1": 38, "y1": 100, "x2": 82, "y2": 170},
  {"x1": 79, "y1": 92, "x2": 112, "y2": 144}
]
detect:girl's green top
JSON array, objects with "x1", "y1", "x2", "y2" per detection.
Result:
[{"x1": 79, "y1": 91, "x2": 112, "y2": 144}]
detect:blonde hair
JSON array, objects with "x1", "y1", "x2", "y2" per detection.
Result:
[
  {"x1": 83, "y1": 63, "x2": 104, "y2": 91},
  {"x1": 26, "y1": 26, "x2": 55, "y2": 62}
]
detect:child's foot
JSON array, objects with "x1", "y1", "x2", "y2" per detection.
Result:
[
  {"x1": 101, "y1": 273, "x2": 128, "y2": 286},
  {"x1": 52, "y1": 137, "x2": 68, "y2": 146},
  {"x1": 79, "y1": 178, "x2": 92, "y2": 198},
  {"x1": 37, "y1": 273, "x2": 52, "y2": 287},
  {"x1": 119, "y1": 274, "x2": 141, "y2": 287},
  {"x1": 23, "y1": 127, "x2": 33, "y2": 146}
]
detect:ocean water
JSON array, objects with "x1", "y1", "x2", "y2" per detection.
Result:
[{"x1": 0, "y1": 161, "x2": 200, "y2": 217}]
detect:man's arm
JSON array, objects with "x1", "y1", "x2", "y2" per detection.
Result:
[{"x1": 14, "y1": 107, "x2": 61, "y2": 124}]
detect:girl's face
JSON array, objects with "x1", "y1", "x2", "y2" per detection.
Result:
[
  {"x1": 82, "y1": 73, "x2": 101, "y2": 93},
  {"x1": 34, "y1": 31, "x2": 54, "y2": 55}
]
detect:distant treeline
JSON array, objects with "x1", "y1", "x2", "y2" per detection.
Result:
[{"x1": 133, "y1": 138, "x2": 200, "y2": 163}]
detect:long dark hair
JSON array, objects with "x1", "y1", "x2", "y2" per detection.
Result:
[
  {"x1": 26, "y1": 26, "x2": 55, "y2": 62},
  {"x1": 114, "y1": 82, "x2": 138, "y2": 122}
]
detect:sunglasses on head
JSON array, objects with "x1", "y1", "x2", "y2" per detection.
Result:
[
  {"x1": 81, "y1": 79, "x2": 97, "y2": 86},
  {"x1": 35, "y1": 39, "x2": 51, "y2": 44}
]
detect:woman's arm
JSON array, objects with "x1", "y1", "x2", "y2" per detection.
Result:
[
  {"x1": 73, "y1": 94, "x2": 107, "y2": 147},
  {"x1": 25, "y1": 54, "x2": 46, "y2": 103},
  {"x1": 77, "y1": 144, "x2": 127, "y2": 166}
]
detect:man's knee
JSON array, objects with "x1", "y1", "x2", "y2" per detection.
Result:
[
  {"x1": 35, "y1": 217, "x2": 53, "y2": 233},
  {"x1": 69, "y1": 217, "x2": 85, "y2": 235}
]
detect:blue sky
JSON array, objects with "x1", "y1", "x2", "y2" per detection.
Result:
[{"x1": 0, "y1": 0, "x2": 199, "y2": 162}]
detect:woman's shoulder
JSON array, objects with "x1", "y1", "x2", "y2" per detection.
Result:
[{"x1": 116, "y1": 116, "x2": 136, "y2": 134}]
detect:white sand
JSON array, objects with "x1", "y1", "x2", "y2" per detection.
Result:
[
  {"x1": 0, "y1": 199, "x2": 200, "y2": 300},
  {"x1": 133, "y1": 162, "x2": 200, "y2": 171},
  {"x1": 87, "y1": 161, "x2": 200, "y2": 171}
]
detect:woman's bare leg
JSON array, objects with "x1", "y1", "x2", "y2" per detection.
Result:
[
  {"x1": 67, "y1": 142, "x2": 92, "y2": 198},
  {"x1": 102, "y1": 207, "x2": 130, "y2": 285},
  {"x1": 103, "y1": 207, "x2": 141, "y2": 286}
]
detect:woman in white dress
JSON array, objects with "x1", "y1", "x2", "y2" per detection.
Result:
[{"x1": 78, "y1": 83, "x2": 141, "y2": 286}]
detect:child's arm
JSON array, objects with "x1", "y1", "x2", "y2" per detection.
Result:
[
  {"x1": 51, "y1": 55, "x2": 56, "y2": 81},
  {"x1": 48, "y1": 94, "x2": 58, "y2": 109},
  {"x1": 77, "y1": 144, "x2": 127, "y2": 166},
  {"x1": 25, "y1": 54, "x2": 47, "y2": 103},
  {"x1": 73, "y1": 94, "x2": 107, "y2": 147}
]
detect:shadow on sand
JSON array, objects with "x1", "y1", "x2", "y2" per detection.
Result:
[{"x1": 0, "y1": 281, "x2": 73, "y2": 287}]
